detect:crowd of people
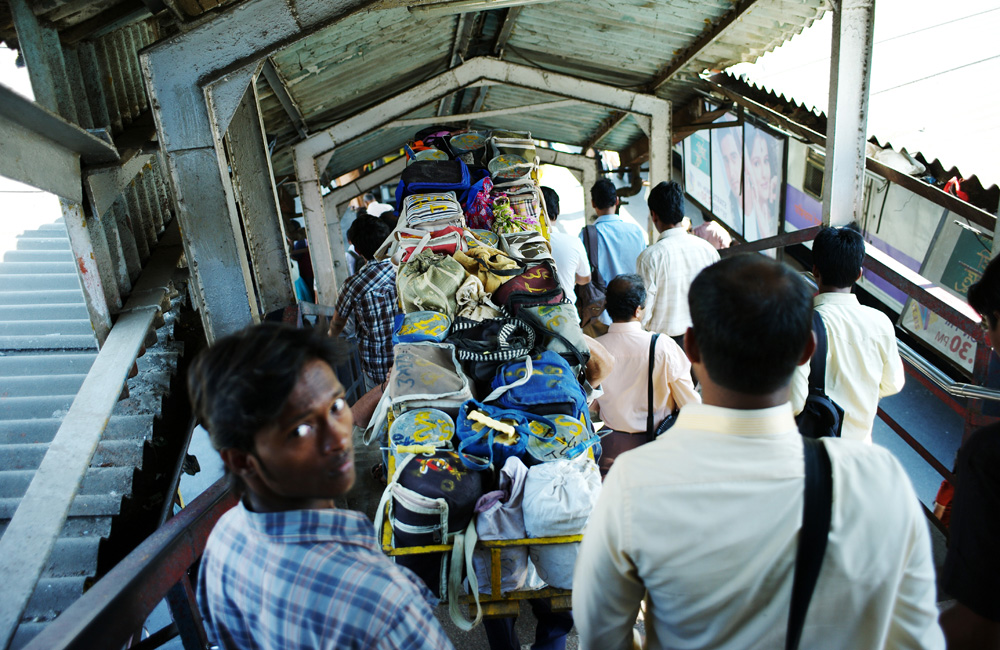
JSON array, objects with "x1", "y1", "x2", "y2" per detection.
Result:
[{"x1": 189, "y1": 178, "x2": 997, "y2": 650}]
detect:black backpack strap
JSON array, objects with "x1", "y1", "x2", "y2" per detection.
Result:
[
  {"x1": 647, "y1": 333, "x2": 659, "y2": 441},
  {"x1": 786, "y1": 437, "x2": 833, "y2": 650},
  {"x1": 582, "y1": 225, "x2": 606, "y2": 292},
  {"x1": 808, "y1": 311, "x2": 829, "y2": 393}
]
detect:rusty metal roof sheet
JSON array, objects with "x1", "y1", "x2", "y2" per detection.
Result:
[{"x1": 253, "y1": 0, "x2": 827, "y2": 179}]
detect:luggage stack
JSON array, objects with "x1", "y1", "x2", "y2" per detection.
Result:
[{"x1": 369, "y1": 127, "x2": 602, "y2": 626}]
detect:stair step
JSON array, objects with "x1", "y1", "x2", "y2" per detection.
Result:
[
  {"x1": 0, "y1": 375, "x2": 87, "y2": 397},
  {"x1": 22, "y1": 576, "x2": 87, "y2": 621},
  {"x1": 43, "y1": 535, "x2": 102, "y2": 578},
  {"x1": 14, "y1": 238, "x2": 70, "y2": 251},
  {"x1": 0, "y1": 415, "x2": 155, "y2": 444},
  {"x1": 17, "y1": 229, "x2": 68, "y2": 240},
  {"x1": 0, "y1": 353, "x2": 96, "y2": 376},
  {"x1": 0, "y1": 290, "x2": 85, "y2": 305},
  {"x1": 0, "y1": 493, "x2": 123, "y2": 519},
  {"x1": 1, "y1": 440, "x2": 145, "y2": 471},
  {"x1": 0, "y1": 395, "x2": 76, "y2": 420},
  {"x1": 0, "y1": 466, "x2": 135, "y2": 499},
  {"x1": 0, "y1": 274, "x2": 81, "y2": 291},
  {"x1": 2, "y1": 250, "x2": 74, "y2": 264},
  {"x1": 0, "y1": 262, "x2": 76, "y2": 275},
  {"x1": 0, "y1": 304, "x2": 90, "y2": 321},
  {"x1": 0, "y1": 516, "x2": 113, "y2": 540},
  {"x1": 0, "y1": 335, "x2": 98, "y2": 351},
  {"x1": 0, "y1": 320, "x2": 94, "y2": 337}
]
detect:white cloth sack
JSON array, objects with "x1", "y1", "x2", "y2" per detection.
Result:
[
  {"x1": 522, "y1": 457, "x2": 601, "y2": 589},
  {"x1": 472, "y1": 456, "x2": 529, "y2": 593}
]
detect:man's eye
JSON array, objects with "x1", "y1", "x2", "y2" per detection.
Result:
[
  {"x1": 293, "y1": 423, "x2": 313, "y2": 438},
  {"x1": 331, "y1": 398, "x2": 347, "y2": 414}
]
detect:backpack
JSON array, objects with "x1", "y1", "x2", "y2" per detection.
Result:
[
  {"x1": 491, "y1": 261, "x2": 564, "y2": 316},
  {"x1": 795, "y1": 312, "x2": 844, "y2": 439},
  {"x1": 395, "y1": 159, "x2": 471, "y2": 211},
  {"x1": 487, "y1": 351, "x2": 589, "y2": 422},
  {"x1": 374, "y1": 451, "x2": 484, "y2": 603}
]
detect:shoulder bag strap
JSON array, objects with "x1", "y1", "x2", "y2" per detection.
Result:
[
  {"x1": 786, "y1": 437, "x2": 833, "y2": 650},
  {"x1": 647, "y1": 333, "x2": 659, "y2": 440},
  {"x1": 808, "y1": 311, "x2": 829, "y2": 393},
  {"x1": 583, "y1": 225, "x2": 606, "y2": 292}
]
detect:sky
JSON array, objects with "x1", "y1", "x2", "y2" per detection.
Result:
[{"x1": 729, "y1": 0, "x2": 1000, "y2": 188}]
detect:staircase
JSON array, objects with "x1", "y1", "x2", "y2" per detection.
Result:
[{"x1": 0, "y1": 220, "x2": 184, "y2": 648}]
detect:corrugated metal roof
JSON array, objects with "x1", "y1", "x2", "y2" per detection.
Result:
[
  {"x1": 253, "y1": 0, "x2": 828, "y2": 179},
  {"x1": 728, "y1": 2, "x2": 1000, "y2": 189}
]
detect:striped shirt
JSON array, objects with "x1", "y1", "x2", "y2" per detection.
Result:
[
  {"x1": 637, "y1": 228, "x2": 720, "y2": 337},
  {"x1": 197, "y1": 503, "x2": 454, "y2": 650},
  {"x1": 337, "y1": 259, "x2": 400, "y2": 383}
]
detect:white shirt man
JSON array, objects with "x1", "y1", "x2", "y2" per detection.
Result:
[
  {"x1": 637, "y1": 182, "x2": 719, "y2": 340},
  {"x1": 549, "y1": 226, "x2": 590, "y2": 304},
  {"x1": 790, "y1": 227, "x2": 904, "y2": 443},
  {"x1": 573, "y1": 254, "x2": 942, "y2": 650}
]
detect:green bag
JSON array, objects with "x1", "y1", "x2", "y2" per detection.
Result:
[{"x1": 397, "y1": 249, "x2": 468, "y2": 318}]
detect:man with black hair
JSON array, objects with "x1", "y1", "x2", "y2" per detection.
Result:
[
  {"x1": 940, "y1": 255, "x2": 1000, "y2": 648},
  {"x1": 579, "y1": 179, "x2": 646, "y2": 318},
  {"x1": 541, "y1": 186, "x2": 590, "y2": 304},
  {"x1": 190, "y1": 323, "x2": 454, "y2": 650},
  {"x1": 636, "y1": 181, "x2": 719, "y2": 346},
  {"x1": 790, "y1": 226, "x2": 904, "y2": 444},
  {"x1": 328, "y1": 214, "x2": 400, "y2": 390},
  {"x1": 593, "y1": 274, "x2": 698, "y2": 477},
  {"x1": 573, "y1": 255, "x2": 943, "y2": 650}
]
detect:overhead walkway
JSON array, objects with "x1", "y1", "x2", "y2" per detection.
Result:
[{"x1": 0, "y1": 220, "x2": 186, "y2": 649}]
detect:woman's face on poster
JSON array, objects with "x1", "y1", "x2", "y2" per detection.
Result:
[
  {"x1": 748, "y1": 134, "x2": 773, "y2": 209},
  {"x1": 719, "y1": 131, "x2": 742, "y2": 200}
]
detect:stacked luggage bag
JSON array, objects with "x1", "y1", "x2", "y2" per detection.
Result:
[{"x1": 367, "y1": 127, "x2": 602, "y2": 627}]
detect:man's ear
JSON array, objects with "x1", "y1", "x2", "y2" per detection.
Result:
[
  {"x1": 220, "y1": 448, "x2": 256, "y2": 479},
  {"x1": 855, "y1": 268, "x2": 863, "y2": 283},
  {"x1": 811, "y1": 265, "x2": 821, "y2": 285},
  {"x1": 683, "y1": 327, "x2": 699, "y2": 363},
  {"x1": 797, "y1": 329, "x2": 818, "y2": 367}
]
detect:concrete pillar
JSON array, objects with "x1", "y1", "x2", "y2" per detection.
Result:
[{"x1": 822, "y1": 0, "x2": 876, "y2": 227}]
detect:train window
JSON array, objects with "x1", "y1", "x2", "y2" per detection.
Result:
[{"x1": 803, "y1": 149, "x2": 825, "y2": 200}]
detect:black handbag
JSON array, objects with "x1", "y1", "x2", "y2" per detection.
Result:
[
  {"x1": 647, "y1": 333, "x2": 678, "y2": 441},
  {"x1": 576, "y1": 225, "x2": 607, "y2": 328},
  {"x1": 795, "y1": 312, "x2": 844, "y2": 439}
]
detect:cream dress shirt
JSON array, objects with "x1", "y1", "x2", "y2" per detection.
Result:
[
  {"x1": 594, "y1": 322, "x2": 699, "y2": 433},
  {"x1": 791, "y1": 292, "x2": 906, "y2": 444},
  {"x1": 573, "y1": 403, "x2": 943, "y2": 650},
  {"x1": 636, "y1": 228, "x2": 720, "y2": 337}
]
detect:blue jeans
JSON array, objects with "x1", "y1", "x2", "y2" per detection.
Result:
[{"x1": 482, "y1": 600, "x2": 573, "y2": 650}]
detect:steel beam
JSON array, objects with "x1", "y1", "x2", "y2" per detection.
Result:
[
  {"x1": 142, "y1": 0, "x2": 384, "y2": 340},
  {"x1": 8, "y1": 0, "x2": 78, "y2": 122},
  {"x1": 391, "y1": 99, "x2": 580, "y2": 128},
  {"x1": 261, "y1": 58, "x2": 309, "y2": 140},
  {"x1": 225, "y1": 81, "x2": 297, "y2": 314},
  {"x1": 492, "y1": 7, "x2": 521, "y2": 57},
  {"x1": 60, "y1": 202, "x2": 114, "y2": 345},
  {"x1": 437, "y1": 12, "x2": 476, "y2": 116},
  {"x1": 822, "y1": 0, "x2": 876, "y2": 227},
  {"x1": 581, "y1": 111, "x2": 628, "y2": 151},
  {"x1": 647, "y1": 0, "x2": 763, "y2": 93}
]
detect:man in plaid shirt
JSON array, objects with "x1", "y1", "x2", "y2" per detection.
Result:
[
  {"x1": 328, "y1": 214, "x2": 400, "y2": 390},
  {"x1": 189, "y1": 324, "x2": 454, "y2": 650}
]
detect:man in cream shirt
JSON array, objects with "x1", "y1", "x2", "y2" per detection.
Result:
[
  {"x1": 791, "y1": 226, "x2": 905, "y2": 443},
  {"x1": 573, "y1": 255, "x2": 943, "y2": 650}
]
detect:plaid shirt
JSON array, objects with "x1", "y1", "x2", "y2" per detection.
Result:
[
  {"x1": 337, "y1": 259, "x2": 400, "y2": 383},
  {"x1": 197, "y1": 503, "x2": 454, "y2": 650}
]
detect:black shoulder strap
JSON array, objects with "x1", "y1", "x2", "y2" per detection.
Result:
[
  {"x1": 786, "y1": 437, "x2": 833, "y2": 650},
  {"x1": 582, "y1": 225, "x2": 606, "y2": 292},
  {"x1": 808, "y1": 311, "x2": 829, "y2": 393},
  {"x1": 647, "y1": 333, "x2": 659, "y2": 439}
]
